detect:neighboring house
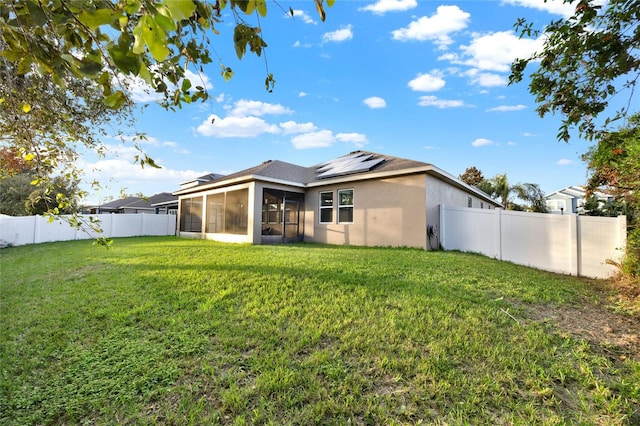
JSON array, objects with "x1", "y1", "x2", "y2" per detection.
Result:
[
  {"x1": 91, "y1": 192, "x2": 178, "y2": 214},
  {"x1": 173, "y1": 151, "x2": 500, "y2": 249},
  {"x1": 149, "y1": 192, "x2": 179, "y2": 215},
  {"x1": 545, "y1": 185, "x2": 613, "y2": 214}
]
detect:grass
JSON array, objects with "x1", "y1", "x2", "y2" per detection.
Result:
[{"x1": 1, "y1": 236, "x2": 638, "y2": 425}]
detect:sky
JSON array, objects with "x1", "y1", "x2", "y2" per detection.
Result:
[{"x1": 82, "y1": 0, "x2": 612, "y2": 205}]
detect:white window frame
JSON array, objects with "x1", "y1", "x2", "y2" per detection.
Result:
[
  {"x1": 319, "y1": 191, "x2": 334, "y2": 224},
  {"x1": 337, "y1": 188, "x2": 354, "y2": 224}
]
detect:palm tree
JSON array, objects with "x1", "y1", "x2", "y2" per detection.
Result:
[{"x1": 482, "y1": 173, "x2": 548, "y2": 212}]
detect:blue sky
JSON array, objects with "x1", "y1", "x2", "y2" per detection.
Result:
[{"x1": 83, "y1": 0, "x2": 606, "y2": 204}]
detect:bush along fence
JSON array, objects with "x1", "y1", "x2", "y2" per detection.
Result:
[
  {"x1": 439, "y1": 204, "x2": 627, "y2": 279},
  {"x1": 0, "y1": 214, "x2": 177, "y2": 247}
]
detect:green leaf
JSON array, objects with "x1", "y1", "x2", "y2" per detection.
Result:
[
  {"x1": 245, "y1": 0, "x2": 256, "y2": 15},
  {"x1": 256, "y1": 0, "x2": 267, "y2": 17},
  {"x1": 77, "y1": 57, "x2": 103, "y2": 78},
  {"x1": 124, "y1": 0, "x2": 142, "y2": 14},
  {"x1": 78, "y1": 8, "x2": 118, "y2": 30},
  {"x1": 142, "y1": 16, "x2": 170, "y2": 61},
  {"x1": 163, "y1": 0, "x2": 196, "y2": 20},
  {"x1": 104, "y1": 91, "x2": 126, "y2": 109},
  {"x1": 25, "y1": 2, "x2": 47, "y2": 26},
  {"x1": 108, "y1": 44, "x2": 141, "y2": 75},
  {"x1": 153, "y1": 8, "x2": 177, "y2": 32},
  {"x1": 221, "y1": 66, "x2": 234, "y2": 81},
  {"x1": 181, "y1": 79, "x2": 192, "y2": 92},
  {"x1": 132, "y1": 19, "x2": 146, "y2": 55}
]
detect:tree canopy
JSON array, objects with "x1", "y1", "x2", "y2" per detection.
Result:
[
  {"x1": 1, "y1": 0, "x2": 334, "y2": 112},
  {"x1": 0, "y1": 0, "x2": 333, "y2": 219},
  {"x1": 459, "y1": 168, "x2": 548, "y2": 213},
  {"x1": 510, "y1": 0, "x2": 639, "y2": 142},
  {"x1": 584, "y1": 113, "x2": 639, "y2": 225},
  {"x1": 459, "y1": 167, "x2": 485, "y2": 187},
  {"x1": 0, "y1": 148, "x2": 79, "y2": 216}
]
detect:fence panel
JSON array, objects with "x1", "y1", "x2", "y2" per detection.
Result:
[
  {"x1": 578, "y1": 215, "x2": 626, "y2": 278},
  {"x1": 0, "y1": 214, "x2": 176, "y2": 247},
  {"x1": 440, "y1": 205, "x2": 626, "y2": 279},
  {"x1": 500, "y1": 210, "x2": 575, "y2": 275},
  {"x1": 439, "y1": 206, "x2": 499, "y2": 258},
  {"x1": 0, "y1": 216, "x2": 36, "y2": 246}
]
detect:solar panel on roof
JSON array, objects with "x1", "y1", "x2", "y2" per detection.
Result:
[{"x1": 316, "y1": 153, "x2": 384, "y2": 179}]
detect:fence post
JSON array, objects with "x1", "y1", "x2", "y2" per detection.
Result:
[
  {"x1": 617, "y1": 215, "x2": 627, "y2": 261},
  {"x1": 33, "y1": 215, "x2": 40, "y2": 244},
  {"x1": 439, "y1": 204, "x2": 446, "y2": 249},
  {"x1": 569, "y1": 214, "x2": 579, "y2": 276},
  {"x1": 495, "y1": 209, "x2": 502, "y2": 261}
]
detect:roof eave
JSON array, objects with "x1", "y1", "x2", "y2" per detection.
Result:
[
  {"x1": 173, "y1": 174, "x2": 305, "y2": 195},
  {"x1": 307, "y1": 165, "x2": 500, "y2": 206}
]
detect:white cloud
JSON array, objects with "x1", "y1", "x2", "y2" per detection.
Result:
[
  {"x1": 79, "y1": 156, "x2": 208, "y2": 202},
  {"x1": 291, "y1": 130, "x2": 368, "y2": 149},
  {"x1": 298, "y1": 91, "x2": 307, "y2": 97},
  {"x1": 467, "y1": 71, "x2": 508, "y2": 87},
  {"x1": 391, "y1": 5, "x2": 470, "y2": 49},
  {"x1": 486, "y1": 104, "x2": 527, "y2": 112},
  {"x1": 229, "y1": 99, "x2": 293, "y2": 117},
  {"x1": 472, "y1": 138, "x2": 494, "y2": 147},
  {"x1": 459, "y1": 31, "x2": 543, "y2": 72},
  {"x1": 408, "y1": 71, "x2": 446, "y2": 92},
  {"x1": 556, "y1": 158, "x2": 573, "y2": 165},
  {"x1": 501, "y1": 0, "x2": 577, "y2": 18},
  {"x1": 289, "y1": 9, "x2": 316, "y2": 24},
  {"x1": 196, "y1": 114, "x2": 280, "y2": 138},
  {"x1": 292, "y1": 40, "x2": 312, "y2": 48},
  {"x1": 336, "y1": 133, "x2": 368, "y2": 147},
  {"x1": 523, "y1": 132, "x2": 538, "y2": 137},
  {"x1": 291, "y1": 130, "x2": 336, "y2": 149},
  {"x1": 322, "y1": 25, "x2": 354, "y2": 43},
  {"x1": 359, "y1": 0, "x2": 417, "y2": 15},
  {"x1": 279, "y1": 120, "x2": 318, "y2": 134},
  {"x1": 363, "y1": 96, "x2": 387, "y2": 109},
  {"x1": 417, "y1": 96, "x2": 464, "y2": 108}
]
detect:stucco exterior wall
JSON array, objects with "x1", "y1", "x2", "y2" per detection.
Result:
[
  {"x1": 304, "y1": 174, "x2": 428, "y2": 249},
  {"x1": 425, "y1": 173, "x2": 495, "y2": 246}
]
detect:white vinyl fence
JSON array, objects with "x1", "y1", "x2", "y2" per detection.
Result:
[
  {"x1": 439, "y1": 205, "x2": 627, "y2": 279},
  {"x1": 0, "y1": 214, "x2": 177, "y2": 247}
]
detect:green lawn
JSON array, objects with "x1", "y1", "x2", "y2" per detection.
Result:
[{"x1": 1, "y1": 237, "x2": 638, "y2": 425}]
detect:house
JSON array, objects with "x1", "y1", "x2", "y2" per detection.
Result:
[
  {"x1": 173, "y1": 151, "x2": 501, "y2": 249},
  {"x1": 91, "y1": 192, "x2": 178, "y2": 214},
  {"x1": 545, "y1": 185, "x2": 613, "y2": 214}
]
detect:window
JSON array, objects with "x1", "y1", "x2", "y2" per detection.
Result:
[
  {"x1": 480, "y1": 202, "x2": 484, "y2": 209},
  {"x1": 467, "y1": 197, "x2": 472, "y2": 208},
  {"x1": 319, "y1": 191, "x2": 333, "y2": 223},
  {"x1": 338, "y1": 189, "x2": 354, "y2": 223}
]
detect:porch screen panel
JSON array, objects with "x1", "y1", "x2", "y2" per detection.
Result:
[
  {"x1": 206, "y1": 193, "x2": 224, "y2": 233},
  {"x1": 262, "y1": 189, "x2": 283, "y2": 236},
  {"x1": 224, "y1": 189, "x2": 249, "y2": 234},
  {"x1": 180, "y1": 197, "x2": 203, "y2": 232}
]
